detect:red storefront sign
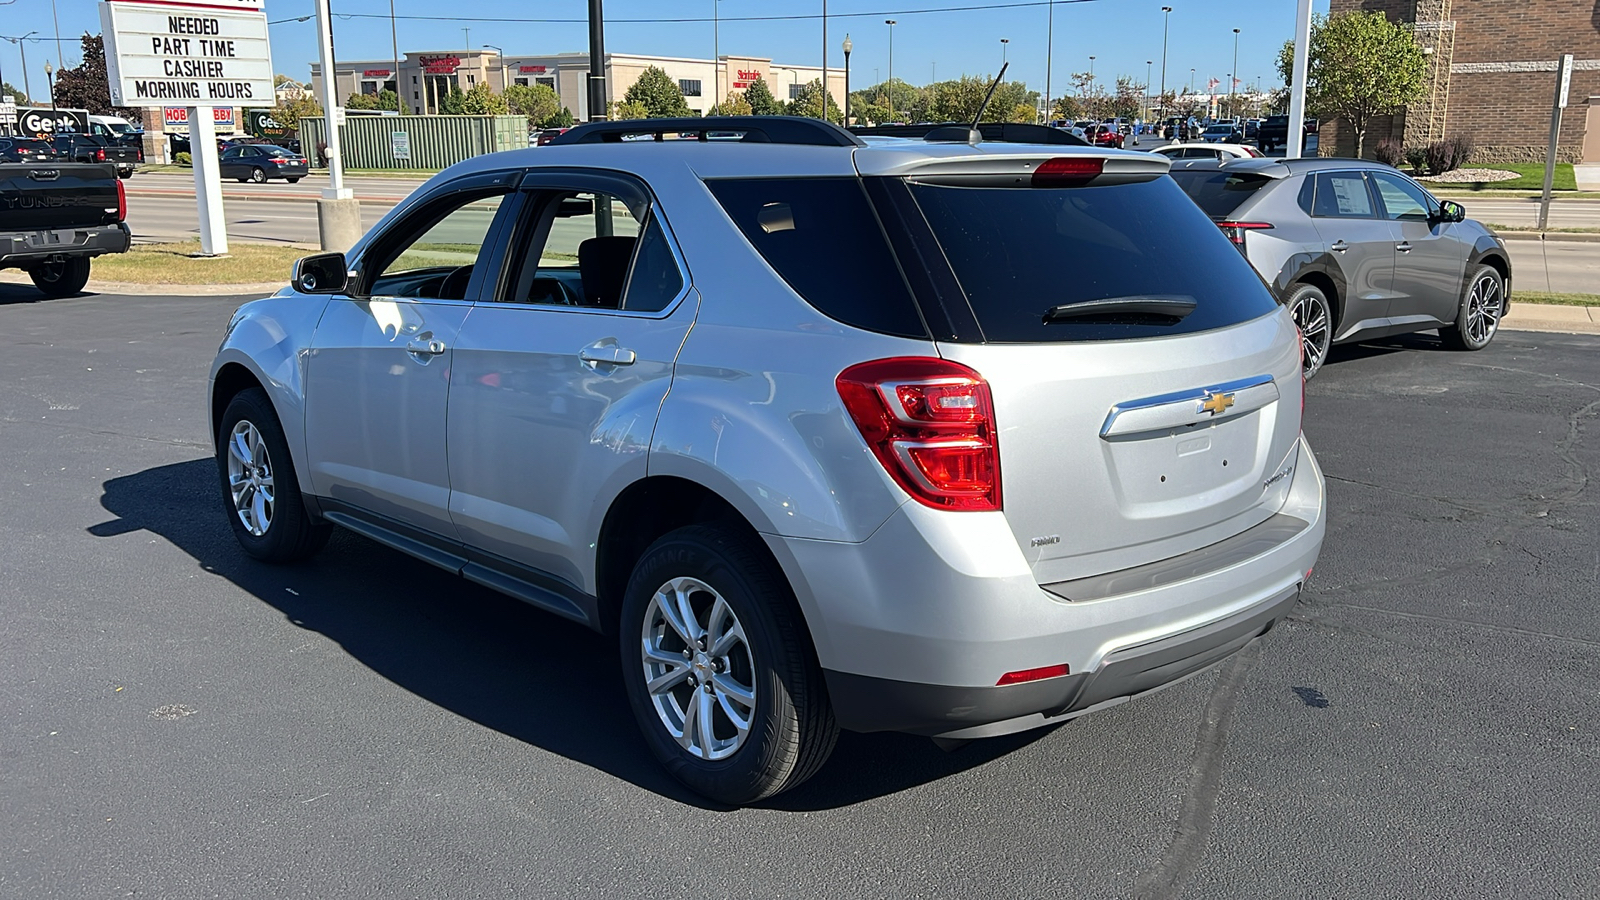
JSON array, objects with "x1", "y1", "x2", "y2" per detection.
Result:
[
  {"x1": 418, "y1": 56, "x2": 460, "y2": 74},
  {"x1": 362, "y1": 69, "x2": 392, "y2": 77},
  {"x1": 518, "y1": 65, "x2": 547, "y2": 74},
  {"x1": 163, "y1": 106, "x2": 234, "y2": 128},
  {"x1": 731, "y1": 69, "x2": 761, "y2": 90}
]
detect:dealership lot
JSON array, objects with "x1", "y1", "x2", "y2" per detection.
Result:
[{"x1": 1, "y1": 288, "x2": 1596, "y2": 898}]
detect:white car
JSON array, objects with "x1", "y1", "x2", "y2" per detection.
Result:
[{"x1": 1152, "y1": 142, "x2": 1264, "y2": 162}]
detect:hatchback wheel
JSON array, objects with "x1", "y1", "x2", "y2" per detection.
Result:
[
  {"x1": 250, "y1": 167, "x2": 267, "y2": 183},
  {"x1": 1440, "y1": 265, "x2": 1503, "y2": 351},
  {"x1": 1286, "y1": 282, "x2": 1333, "y2": 379},
  {"x1": 619, "y1": 525, "x2": 837, "y2": 805},
  {"x1": 216, "y1": 388, "x2": 330, "y2": 562}
]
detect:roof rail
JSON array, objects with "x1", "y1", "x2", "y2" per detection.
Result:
[
  {"x1": 848, "y1": 122, "x2": 1090, "y2": 147},
  {"x1": 548, "y1": 115, "x2": 865, "y2": 148}
]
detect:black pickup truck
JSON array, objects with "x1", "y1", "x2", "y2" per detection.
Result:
[
  {"x1": 1, "y1": 163, "x2": 131, "y2": 297},
  {"x1": 50, "y1": 134, "x2": 139, "y2": 179}
]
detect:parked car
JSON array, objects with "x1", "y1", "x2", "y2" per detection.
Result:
[
  {"x1": 1161, "y1": 116, "x2": 1200, "y2": 141},
  {"x1": 219, "y1": 144, "x2": 309, "y2": 183},
  {"x1": 0, "y1": 137, "x2": 62, "y2": 163},
  {"x1": 87, "y1": 114, "x2": 144, "y2": 160},
  {"x1": 1199, "y1": 124, "x2": 1244, "y2": 144},
  {"x1": 1082, "y1": 124, "x2": 1124, "y2": 148},
  {"x1": 1168, "y1": 157, "x2": 1511, "y2": 378},
  {"x1": 211, "y1": 115, "x2": 1324, "y2": 805},
  {"x1": 1, "y1": 161, "x2": 130, "y2": 296},
  {"x1": 50, "y1": 133, "x2": 138, "y2": 178},
  {"x1": 1152, "y1": 142, "x2": 1264, "y2": 161},
  {"x1": 1256, "y1": 115, "x2": 1318, "y2": 154},
  {"x1": 534, "y1": 127, "x2": 571, "y2": 146}
]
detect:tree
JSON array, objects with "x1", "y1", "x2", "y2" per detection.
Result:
[
  {"x1": 51, "y1": 35, "x2": 135, "y2": 116},
  {"x1": 1277, "y1": 10, "x2": 1425, "y2": 157},
  {"x1": 1110, "y1": 76, "x2": 1145, "y2": 121},
  {"x1": 543, "y1": 107, "x2": 575, "y2": 128},
  {"x1": 269, "y1": 91, "x2": 322, "y2": 142},
  {"x1": 504, "y1": 83, "x2": 562, "y2": 125},
  {"x1": 439, "y1": 84, "x2": 468, "y2": 114},
  {"x1": 708, "y1": 90, "x2": 753, "y2": 116},
  {"x1": 609, "y1": 99, "x2": 650, "y2": 120},
  {"x1": 788, "y1": 79, "x2": 843, "y2": 123},
  {"x1": 273, "y1": 74, "x2": 297, "y2": 87},
  {"x1": 461, "y1": 82, "x2": 508, "y2": 115},
  {"x1": 1049, "y1": 95, "x2": 1083, "y2": 122},
  {"x1": 743, "y1": 76, "x2": 784, "y2": 116},
  {"x1": 1007, "y1": 102, "x2": 1037, "y2": 124},
  {"x1": 345, "y1": 92, "x2": 380, "y2": 110},
  {"x1": 623, "y1": 66, "x2": 692, "y2": 118},
  {"x1": 1, "y1": 82, "x2": 29, "y2": 106},
  {"x1": 376, "y1": 89, "x2": 399, "y2": 112}
]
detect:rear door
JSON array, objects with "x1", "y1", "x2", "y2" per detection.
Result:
[
  {"x1": 1307, "y1": 170, "x2": 1395, "y2": 333},
  {"x1": 1368, "y1": 170, "x2": 1465, "y2": 324},
  {"x1": 869, "y1": 165, "x2": 1302, "y2": 583}
]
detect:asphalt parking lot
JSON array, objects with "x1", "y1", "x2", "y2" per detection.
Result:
[{"x1": 2, "y1": 287, "x2": 1596, "y2": 899}]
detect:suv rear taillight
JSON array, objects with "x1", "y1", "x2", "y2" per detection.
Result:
[
  {"x1": 836, "y1": 358, "x2": 1001, "y2": 511},
  {"x1": 116, "y1": 178, "x2": 127, "y2": 221},
  {"x1": 1217, "y1": 220, "x2": 1272, "y2": 248}
]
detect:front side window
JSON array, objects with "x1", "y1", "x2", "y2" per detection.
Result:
[
  {"x1": 366, "y1": 190, "x2": 510, "y2": 300},
  {"x1": 1311, "y1": 172, "x2": 1376, "y2": 218},
  {"x1": 1369, "y1": 171, "x2": 1435, "y2": 221}
]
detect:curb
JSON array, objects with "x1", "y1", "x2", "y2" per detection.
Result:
[
  {"x1": 1501, "y1": 302, "x2": 1600, "y2": 335},
  {"x1": 1497, "y1": 231, "x2": 1600, "y2": 243},
  {"x1": 0, "y1": 273, "x2": 283, "y2": 297}
]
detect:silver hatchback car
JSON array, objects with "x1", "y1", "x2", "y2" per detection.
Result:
[
  {"x1": 211, "y1": 117, "x2": 1326, "y2": 804},
  {"x1": 1169, "y1": 158, "x2": 1512, "y2": 378}
]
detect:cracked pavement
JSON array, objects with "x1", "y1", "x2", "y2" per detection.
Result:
[{"x1": 1, "y1": 288, "x2": 1595, "y2": 898}]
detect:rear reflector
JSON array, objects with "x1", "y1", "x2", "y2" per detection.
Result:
[
  {"x1": 997, "y1": 663, "x2": 1071, "y2": 686},
  {"x1": 1032, "y1": 157, "x2": 1104, "y2": 187}
]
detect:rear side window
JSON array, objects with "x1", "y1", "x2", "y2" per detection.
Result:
[
  {"x1": 1168, "y1": 169, "x2": 1274, "y2": 217},
  {"x1": 906, "y1": 177, "x2": 1277, "y2": 343},
  {"x1": 706, "y1": 177, "x2": 926, "y2": 337}
]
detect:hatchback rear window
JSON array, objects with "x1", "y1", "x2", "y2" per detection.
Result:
[
  {"x1": 906, "y1": 177, "x2": 1277, "y2": 342},
  {"x1": 1168, "y1": 169, "x2": 1275, "y2": 218}
]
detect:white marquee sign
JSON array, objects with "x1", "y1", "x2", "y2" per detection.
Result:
[{"x1": 100, "y1": 0, "x2": 274, "y2": 107}]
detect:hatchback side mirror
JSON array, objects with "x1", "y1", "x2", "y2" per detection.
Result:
[
  {"x1": 1438, "y1": 200, "x2": 1466, "y2": 224},
  {"x1": 291, "y1": 252, "x2": 348, "y2": 294}
]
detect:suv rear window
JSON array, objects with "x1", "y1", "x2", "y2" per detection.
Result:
[
  {"x1": 1168, "y1": 169, "x2": 1275, "y2": 218},
  {"x1": 706, "y1": 177, "x2": 926, "y2": 337},
  {"x1": 906, "y1": 177, "x2": 1277, "y2": 342}
]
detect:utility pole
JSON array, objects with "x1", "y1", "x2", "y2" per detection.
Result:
[
  {"x1": 885, "y1": 19, "x2": 895, "y2": 123},
  {"x1": 314, "y1": 0, "x2": 359, "y2": 252},
  {"x1": 389, "y1": 0, "x2": 400, "y2": 109},
  {"x1": 1286, "y1": 0, "x2": 1312, "y2": 158},
  {"x1": 713, "y1": 0, "x2": 720, "y2": 107},
  {"x1": 588, "y1": 0, "x2": 607, "y2": 121},
  {"x1": 1159, "y1": 7, "x2": 1171, "y2": 121},
  {"x1": 1045, "y1": 1, "x2": 1054, "y2": 124},
  {"x1": 50, "y1": 0, "x2": 63, "y2": 69},
  {"x1": 821, "y1": 0, "x2": 828, "y2": 120},
  {"x1": 1230, "y1": 28, "x2": 1240, "y2": 119}
]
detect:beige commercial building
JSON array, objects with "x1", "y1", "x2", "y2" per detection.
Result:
[{"x1": 311, "y1": 50, "x2": 846, "y2": 120}]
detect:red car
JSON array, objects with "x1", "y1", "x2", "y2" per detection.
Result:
[{"x1": 1083, "y1": 124, "x2": 1124, "y2": 149}]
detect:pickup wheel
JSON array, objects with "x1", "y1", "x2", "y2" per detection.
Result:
[
  {"x1": 249, "y1": 167, "x2": 267, "y2": 184},
  {"x1": 28, "y1": 257, "x2": 92, "y2": 298},
  {"x1": 620, "y1": 525, "x2": 837, "y2": 805},
  {"x1": 216, "y1": 387, "x2": 331, "y2": 562}
]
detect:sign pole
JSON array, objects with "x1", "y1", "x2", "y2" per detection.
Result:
[
  {"x1": 313, "y1": 0, "x2": 361, "y2": 252},
  {"x1": 190, "y1": 107, "x2": 228, "y2": 255},
  {"x1": 1536, "y1": 53, "x2": 1574, "y2": 231},
  {"x1": 1285, "y1": 0, "x2": 1312, "y2": 159}
]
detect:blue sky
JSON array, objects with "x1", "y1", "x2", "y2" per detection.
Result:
[{"x1": 3, "y1": 0, "x2": 1331, "y2": 103}]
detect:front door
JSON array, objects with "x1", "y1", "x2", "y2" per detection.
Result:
[
  {"x1": 304, "y1": 176, "x2": 518, "y2": 540},
  {"x1": 1369, "y1": 170, "x2": 1466, "y2": 325},
  {"x1": 1308, "y1": 170, "x2": 1395, "y2": 338},
  {"x1": 445, "y1": 176, "x2": 696, "y2": 594}
]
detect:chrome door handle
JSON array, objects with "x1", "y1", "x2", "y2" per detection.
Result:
[
  {"x1": 579, "y1": 346, "x2": 637, "y2": 366},
  {"x1": 406, "y1": 338, "x2": 446, "y2": 356},
  {"x1": 1330, "y1": 240, "x2": 1348, "y2": 252},
  {"x1": 1396, "y1": 241, "x2": 1412, "y2": 253}
]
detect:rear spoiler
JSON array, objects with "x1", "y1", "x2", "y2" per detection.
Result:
[{"x1": 849, "y1": 122, "x2": 1090, "y2": 146}]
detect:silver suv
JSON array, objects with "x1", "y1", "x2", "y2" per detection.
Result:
[{"x1": 210, "y1": 117, "x2": 1326, "y2": 804}]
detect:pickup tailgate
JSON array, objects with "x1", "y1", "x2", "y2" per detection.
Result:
[{"x1": 0, "y1": 164, "x2": 122, "y2": 231}]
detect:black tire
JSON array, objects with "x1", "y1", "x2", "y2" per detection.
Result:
[
  {"x1": 250, "y1": 167, "x2": 267, "y2": 184},
  {"x1": 215, "y1": 387, "x2": 331, "y2": 562},
  {"x1": 1285, "y1": 282, "x2": 1334, "y2": 380},
  {"x1": 28, "y1": 257, "x2": 91, "y2": 298},
  {"x1": 286, "y1": 177, "x2": 301, "y2": 183},
  {"x1": 619, "y1": 525, "x2": 837, "y2": 805},
  {"x1": 1440, "y1": 264, "x2": 1504, "y2": 351},
  {"x1": 236, "y1": 177, "x2": 249, "y2": 183}
]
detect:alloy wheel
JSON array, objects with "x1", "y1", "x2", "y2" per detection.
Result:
[
  {"x1": 640, "y1": 576, "x2": 757, "y2": 761},
  {"x1": 226, "y1": 420, "x2": 275, "y2": 537},
  {"x1": 1464, "y1": 272, "x2": 1503, "y2": 346},
  {"x1": 1290, "y1": 289, "x2": 1331, "y2": 375}
]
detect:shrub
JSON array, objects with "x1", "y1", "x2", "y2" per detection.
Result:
[
  {"x1": 1373, "y1": 138, "x2": 1404, "y2": 168},
  {"x1": 175, "y1": 151, "x2": 192, "y2": 166},
  {"x1": 1404, "y1": 145, "x2": 1427, "y2": 175},
  {"x1": 1424, "y1": 135, "x2": 1475, "y2": 174}
]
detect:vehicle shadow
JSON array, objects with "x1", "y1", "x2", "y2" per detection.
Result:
[
  {"x1": 91, "y1": 458, "x2": 1047, "y2": 811},
  {"x1": 0, "y1": 282, "x2": 96, "y2": 305},
  {"x1": 1320, "y1": 332, "x2": 1443, "y2": 371}
]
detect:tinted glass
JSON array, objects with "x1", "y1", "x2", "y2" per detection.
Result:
[
  {"x1": 907, "y1": 177, "x2": 1278, "y2": 342},
  {"x1": 1168, "y1": 169, "x2": 1275, "y2": 218},
  {"x1": 707, "y1": 177, "x2": 925, "y2": 337},
  {"x1": 1370, "y1": 172, "x2": 1435, "y2": 220},
  {"x1": 370, "y1": 193, "x2": 507, "y2": 299},
  {"x1": 622, "y1": 216, "x2": 685, "y2": 312},
  {"x1": 1312, "y1": 172, "x2": 1375, "y2": 218},
  {"x1": 222, "y1": 147, "x2": 243, "y2": 159}
]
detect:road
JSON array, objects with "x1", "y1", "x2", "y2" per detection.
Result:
[{"x1": 1, "y1": 287, "x2": 1596, "y2": 898}]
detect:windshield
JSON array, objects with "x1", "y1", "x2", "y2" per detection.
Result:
[{"x1": 905, "y1": 177, "x2": 1277, "y2": 342}]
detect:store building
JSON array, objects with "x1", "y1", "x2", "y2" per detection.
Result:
[
  {"x1": 1325, "y1": 0, "x2": 1598, "y2": 162},
  {"x1": 311, "y1": 50, "x2": 846, "y2": 120}
]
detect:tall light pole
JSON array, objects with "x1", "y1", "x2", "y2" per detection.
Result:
[
  {"x1": 713, "y1": 0, "x2": 720, "y2": 107},
  {"x1": 1000, "y1": 38, "x2": 1009, "y2": 67},
  {"x1": 1230, "y1": 28, "x2": 1240, "y2": 119},
  {"x1": 1158, "y1": 6, "x2": 1171, "y2": 119},
  {"x1": 8, "y1": 32, "x2": 38, "y2": 102},
  {"x1": 1145, "y1": 60, "x2": 1152, "y2": 119},
  {"x1": 1189, "y1": 67, "x2": 1195, "y2": 94},
  {"x1": 50, "y1": 0, "x2": 63, "y2": 69},
  {"x1": 587, "y1": 0, "x2": 607, "y2": 122},
  {"x1": 821, "y1": 1, "x2": 828, "y2": 121},
  {"x1": 1088, "y1": 54, "x2": 1095, "y2": 83},
  {"x1": 1045, "y1": 1, "x2": 1054, "y2": 124},
  {"x1": 885, "y1": 19, "x2": 896, "y2": 123},
  {"x1": 389, "y1": 0, "x2": 400, "y2": 108},
  {"x1": 43, "y1": 60, "x2": 54, "y2": 111},
  {"x1": 483, "y1": 44, "x2": 505, "y2": 93},
  {"x1": 842, "y1": 34, "x2": 852, "y2": 123}
]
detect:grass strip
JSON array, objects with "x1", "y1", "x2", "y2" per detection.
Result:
[
  {"x1": 1424, "y1": 163, "x2": 1577, "y2": 192},
  {"x1": 91, "y1": 241, "x2": 305, "y2": 285},
  {"x1": 1514, "y1": 291, "x2": 1600, "y2": 307},
  {"x1": 1484, "y1": 224, "x2": 1600, "y2": 234}
]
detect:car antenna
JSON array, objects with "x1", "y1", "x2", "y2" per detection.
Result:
[{"x1": 963, "y1": 62, "x2": 1010, "y2": 145}]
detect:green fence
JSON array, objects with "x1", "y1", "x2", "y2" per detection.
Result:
[{"x1": 297, "y1": 114, "x2": 528, "y2": 170}]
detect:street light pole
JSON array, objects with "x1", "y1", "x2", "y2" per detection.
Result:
[
  {"x1": 1230, "y1": 28, "x2": 1240, "y2": 119},
  {"x1": 389, "y1": 0, "x2": 400, "y2": 109},
  {"x1": 50, "y1": 0, "x2": 63, "y2": 69},
  {"x1": 885, "y1": 19, "x2": 896, "y2": 123},
  {"x1": 1000, "y1": 38, "x2": 1009, "y2": 68},
  {"x1": 842, "y1": 34, "x2": 852, "y2": 124},
  {"x1": 1145, "y1": 60, "x2": 1152, "y2": 119},
  {"x1": 1159, "y1": 6, "x2": 1171, "y2": 120},
  {"x1": 1045, "y1": 1, "x2": 1054, "y2": 124},
  {"x1": 1088, "y1": 55, "x2": 1095, "y2": 83},
  {"x1": 713, "y1": 0, "x2": 719, "y2": 107},
  {"x1": 821, "y1": 0, "x2": 828, "y2": 121},
  {"x1": 13, "y1": 32, "x2": 38, "y2": 103},
  {"x1": 587, "y1": 0, "x2": 607, "y2": 121},
  {"x1": 43, "y1": 60, "x2": 54, "y2": 111},
  {"x1": 483, "y1": 44, "x2": 505, "y2": 94}
]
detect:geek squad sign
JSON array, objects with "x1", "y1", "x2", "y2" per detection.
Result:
[{"x1": 100, "y1": 0, "x2": 274, "y2": 106}]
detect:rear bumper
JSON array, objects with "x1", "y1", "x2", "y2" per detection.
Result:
[
  {"x1": 769, "y1": 433, "x2": 1325, "y2": 739},
  {"x1": 0, "y1": 223, "x2": 130, "y2": 269}
]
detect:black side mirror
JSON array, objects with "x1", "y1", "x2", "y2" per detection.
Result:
[
  {"x1": 1438, "y1": 200, "x2": 1466, "y2": 224},
  {"x1": 291, "y1": 252, "x2": 348, "y2": 294}
]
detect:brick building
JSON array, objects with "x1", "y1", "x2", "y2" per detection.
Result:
[{"x1": 1325, "y1": 0, "x2": 1599, "y2": 163}]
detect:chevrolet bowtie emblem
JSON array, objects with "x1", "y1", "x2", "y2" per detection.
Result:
[{"x1": 1199, "y1": 391, "x2": 1237, "y2": 416}]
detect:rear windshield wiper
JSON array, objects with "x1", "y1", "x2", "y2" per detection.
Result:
[{"x1": 1043, "y1": 295, "x2": 1198, "y2": 323}]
